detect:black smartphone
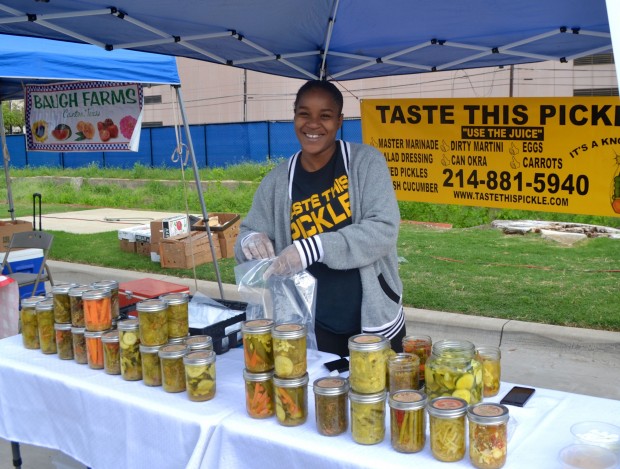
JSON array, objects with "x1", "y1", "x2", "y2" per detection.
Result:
[
  {"x1": 500, "y1": 386, "x2": 536, "y2": 407},
  {"x1": 324, "y1": 357, "x2": 350, "y2": 373}
]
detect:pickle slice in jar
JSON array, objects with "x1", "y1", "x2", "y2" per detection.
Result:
[
  {"x1": 121, "y1": 332, "x2": 137, "y2": 349},
  {"x1": 452, "y1": 389, "x2": 471, "y2": 403},
  {"x1": 186, "y1": 364, "x2": 206, "y2": 378},
  {"x1": 456, "y1": 373, "x2": 474, "y2": 389},
  {"x1": 275, "y1": 356, "x2": 294, "y2": 377}
]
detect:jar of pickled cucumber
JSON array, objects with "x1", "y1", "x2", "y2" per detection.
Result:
[
  {"x1": 183, "y1": 350, "x2": 216, "y2": 402},
  {"x1": 117, "y1": 319, "x2": 142, "y2": 381},
  {"x1": 389, "y1": 390, "x2": 427, "y2": 453},
  {"x1": 273, "y1": 372, "x2": 309, "y2": 426},
  {"x1": 20, "y1": 296, "x2": 45, "y2": 349},
  {"x1": 68, "y1": 286, "x2": 95, "y2": 328},
  {"x1": 272, "y1": 323, "x2": 306, "y2": 378},
  {"x1": 186, "y1": 335, "x2": 213, "y2": 352},
  {"x1": 35, "y1": 298, "x2": 56, "y2": 354},
  {"x1": 159, "y1": 292, "x2": 189, "y2": 339},
  {"x1": 140, "y1": 344, "x2": 163, "y2": 386},
  {"x1": 428, "y1": 396, "x2": 468, "y2": 462},
  {"x1": 91, "y1": 280, "x2": 119, "y2": 319},
  {"x1": 243, "y1": 369, "x2": 275, "y2": 419},
  {"x1": 425, "y1": 339, "x2": 483, "y2": 405},
  {"x1": 52, "y1": 283, "x2": 79, "y2": 324},
  {"x1": 468, "y1": 403, "x2": 509, "y2": 469},
  {"x1": 476, "y1": 346, "x2": 502, "y2": 398},
  {"x1": 388, "y1": 353, "x2": 420, "y2": 394},
  {"x1": 101, "y1": 330, "x2": 121, "y2": 375},
  {"x1": 348, "y1": 333, "x2": 390, "y2": 394},
  {"x1": 349, "y1": 389, "x2": 387, "y2": 445},
  {"x1": 159, "y1": 344, "x2": 188, "y2": 393},
  {"x1": 242, "y1": 319, "x2": 274, "y2": 372},
  {"x1": 84, "y1": 330, "x2": 105, "y2": 369},
  {"x1": 136, "y1": 299, "x2": 168, "y2": 346},
  {"x1": 71, "y1": 326, "x2": 87, "y2": 364},
  {"x1": 313, "y1": 376, "x2": 349, "y2": 436},
  {"x1": 83, "y1": 289, "x2": 112, "y2": 332},
  {"x1": 54, "y1": 322, "x2": 74, "y2": 360}
]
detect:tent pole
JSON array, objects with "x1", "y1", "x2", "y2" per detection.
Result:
[
  {"x1": 173, "y1": 85, "x2": 225, "y2": 299},
  {"x1": 0, "y1": 101, "x2": 16, "y2": 221}
]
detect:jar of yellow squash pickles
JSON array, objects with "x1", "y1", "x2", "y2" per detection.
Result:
[
  {"x1": 389, "y1": 390, "x2": 427, "y2": 453},
  {"x1": 159, "y1": 344, "x2": 187, "y2": 393},
  {"x1": 20, "y1": 296, "x2": 45, "y2": 349},
  {"x1": 272, "y1": 324, "x2": 306, "y2": 378},
  {"x1": 36, "y1": 298, "x2": 56, "y2": 354},
  {"x1": 468, "y1": 403, "x2": 509, "y2": 469},
  {"x1": 183, "y1": 350, "x2": 216, "y2": 402},
  {"x1": 348, "y1": 333, "x2": 389, "y2": 394},
  {"x1": 137, "y1": 299, "x2": 168, "y2": 346},
  {"x1": 476, "y1": 346, "x2": 502, "y2": 398},
  {"x1": 159, "y1": 292, "x2": 189, "y2": 339},
  {"x1": 427, "y1": 396, "x2": 468, "y2": 462},
  {"x1": 349, "y1": 389, "x2": 386, "y2": 445}
]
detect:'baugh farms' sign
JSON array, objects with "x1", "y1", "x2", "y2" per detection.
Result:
[
  {"x1": 361, "y1": 97, "x2": 620, "y2": 217},
  {"x1": 25, "y1": 81, "x2": 143, "y2": 152}
]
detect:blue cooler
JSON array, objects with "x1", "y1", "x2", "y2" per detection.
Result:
[{"x1": 1, "y1": 248, "x2": 46, "y2": 298}]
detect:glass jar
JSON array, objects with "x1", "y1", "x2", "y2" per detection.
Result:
[
  {"x1": 84, "y1": 330, "x2": 105, "y2": 369},
  {"x1": 468, "y1": 403, "x2": 509, "y2": 469},
  {"x1": 83, "y1": 289, "x2": 112, "y2": 332},
  {"x1": 101, "y1": 330, "x2": 121, "y2": 375},
  {"x1": 186, "y1": 335, "x2": 213, "y2": 352},
  {"x1": 402, "y1": 334, "x2": 432, "y2": 389},
  {"x1": 348, "y1": 333, "x2": 390, "y2": 394},
  {"x1": 35, "y1": 298, "x2": 56, "y2": 354},
  {"x1": 68, "y1": 286, "x2": 95, "y2": 328},
  {"x1": 117, "y1": 319, "x2": 142, "y2": 381},
  {"x1": 183, "y1": 350, "x2": 216, "y2": 402},
  {"x1": 140, "y1": 344, "x2": 163, "y2": 386},
  {"x1": 313, "y1": 376, "x2": 349, "y2": 436},
  {"x1": 71, "y1": 326, "x2": 87, "y2": 364},
  {"x1": 160, "y1": 292, "x2": 189, "y2": 339},
  {"x1": 389, "y1": 390, "x2": 427, "y2": 453},
  {"x1": 349, "y1": 389, "x2": 387, "y2": 445},
  {"x1": 272, "y1": 323, "x2": 306, "y2": 378},
  {"x1": 476, "y1": 346, "x2": 502, "y2": 398},
  {"x1": 168, "y1": 336, "x2": 187, "y2": 345},
  {"x1": 159, "y1": 344, "x2": 188, "y2": 392},
  {"x1": 273, "y1": 373, "x2": 309, "y2": 426},
  {"x1": 52, "y1": 283, "x2": 79, "y2": 324},
  {"x1": 20, "y1": 296, "x2": 45, "y2": 349},
  {"x1": 425, "y1": 339, "x2": 483, "y2": 404},
  {"x1": 91, "y1": 280, "x2": 120, "y2": 319},
  {"x1": 243, "y1": 369, "x2": 275, "y2": 419},
  {"x1": 137, "y1": 299, "x2": 168, "y2": 346},
  {"x1": 428, "y1": 396, "x2": 468, "y2": 462},
  {"x1": 54, "y1": 322, "x2": 74, "y2": 360},
  {"x1": 242, "y1": 319, "x2": 274, "y2": 372},
  {"x1": 388, "y1": 352, "x2": 420, "y2": 394}
]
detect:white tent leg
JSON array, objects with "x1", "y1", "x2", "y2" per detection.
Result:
[
  {"x1": 0, "y1": 101, "x2": 16, "y2": 221},
  {"x1": 173, "y1": 85, "x2": 225, "y2": 299}
]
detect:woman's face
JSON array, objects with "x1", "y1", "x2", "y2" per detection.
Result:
[{"x1": 294, "y1": 88, "x2": 343, "y2": 168}]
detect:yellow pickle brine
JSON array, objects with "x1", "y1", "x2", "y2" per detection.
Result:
[
  {"x1": 476, "y1": 346, "x2": 502, "y2": 398},
  {"x1": 273, "y1": 373, "x2": 309, "y2": 426},
  {"x1": 468, "y1": 403, "x2": 510, "y2": 469},
  {"x1": 349, "y1": 389, "x2": 387, "y2": 445},
  {"x1": 428, "y1": 396, "x2": 468, "y2": 462},
  {"x1": 272, "y1": 323, "x2": 306, "y2": 378},
  {"x1": 348, "y1": 333, "x2": 390, "y2": 394},
  {"x1": 389, "y1": 390, "x2": 427, "y2": 453},
  {"x1": 242, "y1": 319, "x2": 274, "y2": 373},
  {"x1": 184, "y1": 350, "x2": 216, "y2": 402}
]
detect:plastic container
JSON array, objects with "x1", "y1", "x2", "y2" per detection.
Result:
[
  {"x1": 273, "y1": 373, "x2": 309, "y2": 426},
  {"x1": 242, "y1": 319, "x2": 274, "y2": 372},
  {"x1": 313, "y1": 376, "x2": 349, "y2": 436},
  {"x1": 52, "y1": 283, "x2": 79, "y2": 324},
  {"x1": 425, "y1": 339, "x2": 483, "y2": 404},
  {"x1": 243, "y1": 369, "x2": 275, "y2": 419},
  {"x1": 117, "y1": 319, "x2": 142, "y2": 381},
  {"x1": 476, "y1": 345, "x2": 502, "y2": 398},
  {"x1": 570, "y1": 421, "x2": 620, "y2": 453},
  {"x1": 559, "y1": 444, "x2": 618, "y2": 469},
  {"x1": 387, "y1": 353, "x2": 419, "y2": 394},
  {"x1": 140, "y1": 344, "x2": 163, "y2": 387},
  {"x1": 468, "y1": 403, "x2": 510, "y2": 469},
  {"x1": 84, "y1": 330, "x2": 105, "y2": 369},
  {"x1": 101, "y1": 330, "x2": 121, "y2": 375},
  {"x1": 83, "y1": 288, "x2": 112, "y2": 332},
  {"x1": 71, "y1": 326, "x2": 87, "y2": 364},
  {"x1": 35, "y1": 298, "x2": 56, "y2": 354},
  {"x1": 389, "y1": 390, "x2": 427, "y2": 453},
  {"x1": 68, "y1": 286, "x2": 95, "y2": 328},
  {"x1": 91, "y1": 280, "x2": 120, "y2": 319},
  {"x1": 159, "y1": 292, "x2": 189, "y2": 339},
  {"x1": 349, "y1": 389, "x2": 387, "y2": 445},
  {"x1": 136, "y1": 299, "x2": 168, "y2": 346},
  {"x1": 54, "y1": 322, "x2": 74, "y2": 360},
  {"x1": 183, "y1": 350, "x2": 216, "y2": 402},
  {"x1": 20, "y1": 296, "x2": 45, "y2": 349},
  {"x1": 402, "y1": 334, "x2": 432, "y2": 389},
  {"x1": 159, "y1": 344, "x2": 188, "y2": 393},
  {"x1": 427, "y1": 396, "x2": 468, "y2": 462},
  {"x1": 186, "y1": 335, "x2": 213, "y2": 352},
  {"x1": 272, "y1": 323, "x2": 306, "y2": 378},
  {"x1": 348, "y1": 333, "x2": 390, "y2": 394}
]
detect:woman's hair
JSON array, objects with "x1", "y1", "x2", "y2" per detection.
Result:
[{"x1": 294, "y1": 80, "x2": 343, "y2": 114}]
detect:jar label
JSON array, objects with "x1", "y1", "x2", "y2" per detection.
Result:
[
  {"x1": 317, "y1": 377, "x2": 345, "y2": 388},
  {"x1": 433, "y1": 398, "x2": 466, "y2": 410},
  {"x1": 275, "y1": 323, "x2": 303, "y2": 332},
  {"x1": 247, "y1": 319, "x2": 273, "y2": 328},
  {"x1": 472, "y1": 404, "x2": 504, "y2": 417},
  {"x1": 394, "y1": 391, "x2": 423, "y2": 403},
  {"x1": 353, "y1": 334, "x2": 382, "y2": 344}
]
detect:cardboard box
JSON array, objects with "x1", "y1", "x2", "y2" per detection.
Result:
[
  {"x1": 119, "y1": 239, "x2": 136, "y2": 253},
  {"x1": 136, "y1": 241, "x2": 151, "y2": 256},
  {"x1": 160, "y1": 231, "x2": 221, "y2": 269},
  {"x1": 118, "y1": 224, "x2": 150, "y2": 254},
  {"x1": 192, "y1": 212, "x2": 240, "y2": 258},
  {"x1": 0, "y1": 220, "x2": 33, "y2": 250},
  {"x1": 150, "y1": 215, "x2": 189, "y2": 262}
]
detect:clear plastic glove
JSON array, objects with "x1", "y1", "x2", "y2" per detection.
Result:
[
  {"x1": 241, "y1": 232, "x2": 275, "y2": 260},
  {"x1": 264, "y1": 244, "x2": 303, "y2": 278}
]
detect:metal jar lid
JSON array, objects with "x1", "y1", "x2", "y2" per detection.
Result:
[
  {"x1": 349, "y1": 389, "x2": 387, "y2": 404},
  {"x1": 158, "y1": 344, "x2": 188, "y2": 359},
  {"x1": 313, "y1": 376, "x2": 349, "y2": 396},
  {"x1": 272, "y1": 323, "x2": 306, "y2": 340},
  {"x1": 348, "y1": 333, "x2": 389, "y2": 352},
  {"x1": 242, "y1": 319, "x2": 274, "y2": 334},
  {"x1": 183, "y1": 350, "x2": 216, "y2": 366},
  {"x1": 273, "y1": 372, "x2": 309, "y2": 388},
  {"x1": 71, "y1": 326, "x2": 86, "y2": 334},
  {"x1": 243, "y1": 369, "x2": 274, "y2": 382},
  {"x1": 84, "y1": 330, "x2": 105, "y2": 339},
  {"x1": 82, "y1": 288, "x2": 111, "y2": 301},
  {"x1": 117, "y1": 319, "x2": 139, "y2": 331},
  {"x1": 140, "y1": 344, "x2": 163, "y2": 354},
  {"x1": 52, "y1": 283, "x2": 79, "y2": 294},
  {"x1": 389, "y1": 390, "x2": 428, "y2": 411},
  {"x1": 467, "y1": 403, "x2": 509, "y2": 425},
  {"x1": 68, "y1": 286, "x2": 96, "y2": 298},
  {"x1": 159, "y1": 292, "x2": 189, "y2": 305},
  {"x1": 21, "y1": 296, "x2": 46, "y2": 308},
  {"x1": 54, "y1": 322, "x2": 72, "y2": 331},
  {"x1": 186, "y1": 335, "x2": 213, "y2": 350},
  {"x1": 91, "y1": 280, "x2": 119, "y2": 290},
  {"x1": 101, "y1": 330, "x2": 120, "y2": 343},
  {"x1": 35, "y1": 298, "x2": 54, "y2": 311},
  {"x1": 136, "y1": 299, "x2": 167, "y2": 313},
  {"x1": 427, "y1": 396, "x2": 468, "y2": 418},
  {"x1": 168, "y1": 336, "x2": 188, "y2": 345}
]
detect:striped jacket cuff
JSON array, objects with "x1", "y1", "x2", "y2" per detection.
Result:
[{"x1": 293, "y1": 235, "x2": 323, "y2": 269}]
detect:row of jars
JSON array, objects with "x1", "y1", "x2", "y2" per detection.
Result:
[{"x1": 51, "y1": 280, "x2": 120, "y2": 329}]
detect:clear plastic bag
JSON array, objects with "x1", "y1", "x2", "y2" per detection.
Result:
[
  {"x1": 235, "y1": 260, "x2": 317, "y2": 350},
  {"x1": 0, "y1": 276, "x2": 20, "y2": 339}
]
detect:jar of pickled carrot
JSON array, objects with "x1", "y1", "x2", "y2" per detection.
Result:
[
  {"x1": 159, "y1": 292, "x2": 189, "y2": 339},
  {"x1": 242, "y1": 319, "x2": 274, "y2": 372},
  {"x1": 273, "y1": 373, "x2": 309, "y2": 426},
  {"x1": 91, "y1": 280, "x2": 120, "y2": 319},
  {"x1": 20, "y1": 296, "x2": 45, "y2": 349},
  {"x1": 54, "y1": 322, "x2": 74, "y2": 360},
  {"x1": 101, "y1": 330, "x2": 121, "y2": 375},
  {"x1": 137, "y1": 299, "x2": 168, "y2": 346},
  {"x1": 117, "y1": 319, "x2": 142, "y2": 381},
  {"x1": 71, "y1": 326, "x2": 87, "y2": 364},
  {"x1": 36, "y1": 298, "x2": 56, "y2": 354},
  {"x1": 84, "y1": 330, "x2": 105, "y2": 370},
  {"x1": 243, "y1": 369, "x2": 275, "y2": 419},
  {"x1": 83, "y1": 289, "x2": 112, "y2": 332}
]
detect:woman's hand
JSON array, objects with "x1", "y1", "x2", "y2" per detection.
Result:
[
  {"x1": 264, "y1": 244, "x2": 303, "y2": 278},
  {"x1": 241, "y1": 232, "x2": 275, "y2": 260}
]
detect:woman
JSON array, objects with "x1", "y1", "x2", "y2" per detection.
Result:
[{"x1": 234, "y1": 80, "x2": 405, "y2": 356}]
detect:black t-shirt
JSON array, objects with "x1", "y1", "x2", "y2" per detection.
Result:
[{"x1": 290, "y1": 145, "x2": 362, "y2": 335}]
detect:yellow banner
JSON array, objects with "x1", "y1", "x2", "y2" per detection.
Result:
[{"x1": 361, "y1": 97, "x2": 620, "y2": 217}]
